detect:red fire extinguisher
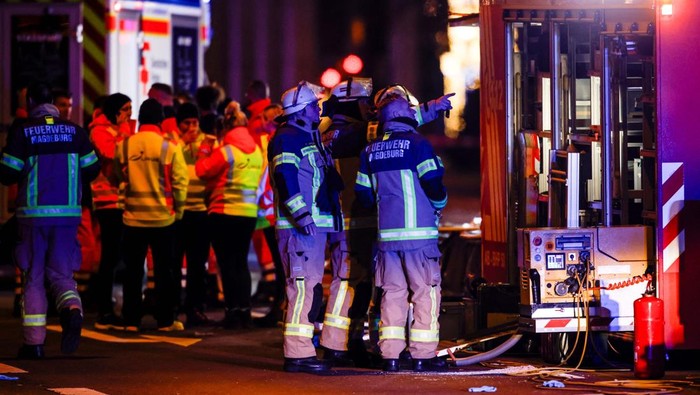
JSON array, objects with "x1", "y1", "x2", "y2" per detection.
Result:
[{"x1": 633, "y1": 290, "x2": 665, "y2": 379}]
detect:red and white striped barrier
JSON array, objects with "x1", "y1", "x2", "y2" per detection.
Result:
[{"x1": 661, "y1": 162, "x2": 685, "y2": 274}]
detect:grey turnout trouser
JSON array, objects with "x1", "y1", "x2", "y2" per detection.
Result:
[
  {"x1": 375, "y1": 244, "x2": 442, "y2": 360},
  {"x1": 277, "y1": 230, "x2": 327, "y2": 359}
]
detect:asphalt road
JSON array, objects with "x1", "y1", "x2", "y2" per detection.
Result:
[{"x1": 0, "y1": 290, "x2": 698, "y2": 395}]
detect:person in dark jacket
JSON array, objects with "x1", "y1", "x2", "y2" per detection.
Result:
[
  {"x1": 355, "y1": 93, "x2": 448, "y2": 372},
  {"x1": 0, "y1": 82, "x2": 100, "y2": 359},
  {"x1": 268, "y1": 81, "x2": 342, "y2": 373}
]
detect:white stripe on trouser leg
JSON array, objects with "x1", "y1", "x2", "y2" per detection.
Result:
[
  {"x1": 410, "y1": 328, "x2": 439, "y2": 342},
  {"x1": 284, "y1": 323, "x2": 314, "y2": 338},
  {"x1": 23, "y1": 314, "x2": 46, "y2": 327},
  {"x1": 323, "y1": 314, "x2": 350, "y2": 330},
  {"x1": 379, "y1": 326, "x2": 405, "y2": 340}
]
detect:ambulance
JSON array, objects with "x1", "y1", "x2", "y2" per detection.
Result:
[{"x1": 0, "y1": 0, "x2": 211, "y2": 140}]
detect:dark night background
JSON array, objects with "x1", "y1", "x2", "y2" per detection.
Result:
[{"x1": 205, "y1": 0, "x2": 451, "y2": 136}]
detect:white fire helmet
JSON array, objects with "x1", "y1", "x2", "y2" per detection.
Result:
[
  {"x1": 281, "y1": 81, "x2": 325, "y2": 116},
  {"x1": 331, "y1": 77, "x2": 373, "y2": 102},
  {"x1": 373, "y1": 84, "x2": 419, "y2": 108}
]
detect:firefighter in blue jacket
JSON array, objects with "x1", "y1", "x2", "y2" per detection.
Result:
[
  {"x1": 355, "y1": 93, "x2": 448, "y2": 372},
  {"x1": 268, "y1": 81, "x2": 343, "y2": 373},
  {"x1": 0, "y1": 82, "x2": 100, "y2": 359}
]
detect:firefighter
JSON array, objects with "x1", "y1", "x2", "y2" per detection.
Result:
[
  {"x1": 318, "y1": 78, "x2": 377, "y2": 367},
  {"x1": 354, "y1": 93, "x2": 448, "y2": 372},
  {"x1": 320, "y1": 80, "x2": 454, "y2": 367},
  {"x1": 114, "y1": 99, "x2": 189, "y2": 332},
  {"x1": 0, "y1": 82, "x2": 100, "y2": 358},
  {"x1": 195, "y1": 101, "x2": 263, "y2": 329},
  {"x1": 268, "y1": 81, "x2": 343, "y2": 373}
]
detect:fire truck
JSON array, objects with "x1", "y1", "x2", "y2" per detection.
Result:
[
  {"x1": 467, "y1": 0, "x2": 699, "y2": 360},
  {"x1": 0, "y1": 0, "x2": 210, "y2": 136}
]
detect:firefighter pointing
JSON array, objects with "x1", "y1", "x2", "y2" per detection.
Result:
[{"x1": 268, "y1": 81, "x2": 343, "y2": 373}]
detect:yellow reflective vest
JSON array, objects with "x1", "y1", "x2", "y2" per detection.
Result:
[
  {"x1": 114, "y1": 125, "x2": 189, "y2": 227},
  {"x1": 195, "y1": 126, "x2": 263, "y2": 217}
]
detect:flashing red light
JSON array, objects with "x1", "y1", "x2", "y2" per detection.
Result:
[
  {"x1": 320, "y1": 68, "x2": 342, "y2": 88},
  {"x1": 342, "y1": 54, "x2": 363, "y2": 74}
]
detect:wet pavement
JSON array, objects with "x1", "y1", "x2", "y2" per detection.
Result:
[{"x1": 0, "y1": 289, "x2": 698, "y2": 395}]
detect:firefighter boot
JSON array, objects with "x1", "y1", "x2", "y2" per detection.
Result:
[
  {"x1": 283, "y1": 356, "x2": 331, "y2": 373},
  {"x1": 323, "y1": 348, "x2": 355, "y2": 367},
  {"x1": 17, "y1": 344, "x2": 45, "y2": 360},
  {"x1": 383, "y1": 359, "x2": 400, "y2": 372},
  {"x1": 60, "y1": 308, "x2": 83, "y2": 355},
  {"x1": 413, "y1": 356, "x2": 448, "y2": 372}
]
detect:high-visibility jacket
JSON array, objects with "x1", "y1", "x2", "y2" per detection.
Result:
[
  {"x1": 0, "y1": 104, "x2": 100, "y2": 226},
  {"x1": 89, "y1": 113, "x2": 132, "y2": 210},
  {"x1": 355, "y1": 121, "x2": 447, "y2": 251},
  {"x1": 114, "y1": 124, "x2": 188, "y2": 227},
  {"x1": 268, "y1": 119, "x2": 342, "y2": 232},
  {"x1": 161, "y1": 116, "x2": 181, "y2": 145},
  {"x1": 195, "y1": 126, "x2": 263, "y2": 217},
  {"x1": 181, "y1": 131, "x2": 218, "y2": 212}
]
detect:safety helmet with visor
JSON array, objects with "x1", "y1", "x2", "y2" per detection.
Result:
[
  {"x1": 331, "y1": 77, "x2": 373, "y2": 102},
  {"x1": 281, "y1": 81, "x2": 325, "y2": 116}
]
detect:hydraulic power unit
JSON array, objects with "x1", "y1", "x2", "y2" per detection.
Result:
[{"x1": 518, "y1": 226, "x2": 653, "y2": 333}]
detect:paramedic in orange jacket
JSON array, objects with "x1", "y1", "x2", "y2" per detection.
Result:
[
  {"x1": 90, "y1": 93, "x2": 133, "y2": 330},
  {"x1": 195, "y1": 101, "x2": 264, "y2": 329},
  {"x1": 115, "y1": 99, "x2": 189, "y2": 332}
]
